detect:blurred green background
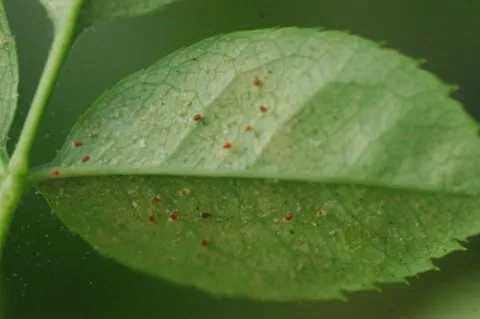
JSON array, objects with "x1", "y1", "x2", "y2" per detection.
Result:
[{"x1": 2, "y1": 0, "x2": 480, "y2": 318}]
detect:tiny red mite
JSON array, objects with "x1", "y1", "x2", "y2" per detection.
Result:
[
  {"x1": 223, "y1": 142, "x2": 233, "y2": 149},
  {"x1": 81, "y1": 154, "x2": 90, "y2": 162},
  {"x1": 259, "y1": 104, "x2": 267, "y2": 112},
  {"x1": 148, "y1": 215, "x2": 157, "y2": 222},
  {"x1": 193, "y1": 114, "x2": 202, "y2": 121},
  {"x1": 151, "y1": 195, "x2": 160, "y2": 203},
  {"x1": 170, "y1": 211, "x2": 178, "y2": 221},
  {"x1": 51, "y1": 170, "x2": 61, "y2": 177},
  {"x1": 72, "y1": 140, "x2": 83, "y2": 147},
  {"x1": 285, "y1": 212, "x2": 293, "y2": 221},
  {"x1": 253, "y1": 77, "x2": 262, "y2": 87}
]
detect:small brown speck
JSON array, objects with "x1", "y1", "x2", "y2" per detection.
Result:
[
  {"x1": 72, "y1": 140, "x2": 83, "y2": 148},
  {"x1": 151, "y1": 195, "x2": 161, "y2": 203},
  {"x1": 223, "y1": 142, "x2": 233, "y2": 149},
  {"x1": 170, "y1": 211, "x2": 178, "y2": 221},
  {"x1": 193, "y1": 114, "x2": 202, "y2": 121},
  {"x1": 201, "y1": 212, "x2": 211, "y2": 218},
  {"x1": 285, "y1": 212, "x2": 293, "y2": 221},
  {"x1": 81, "y1": 154, "x2": 90, "y2": 162},
  {"x1": 244, "y1": 124, "x2": 253, "y2": 132},
  {"x1": 51, "y1": 170, "x2": 61, "y2": 177},
  {"x1": 253, "y1": 77, "x2": 262, "y2": 87},
  {"x1": 317, "y1": 208, "x2": 327, "y2": 218},
  {"x1": 148, "y1": 215, "x2": 157, "y2": 223},
  {"x1": 259, "y1": 104, "x2": 267, "y2": 113},
  {"x1": 202, "y1": 239, "x2": 210, "y2": 246}
]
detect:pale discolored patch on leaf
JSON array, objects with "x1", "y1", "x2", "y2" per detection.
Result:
[{"x1": 35, "y1": 28, "x2": 480, "y2": 300}]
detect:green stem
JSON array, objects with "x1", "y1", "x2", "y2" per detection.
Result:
[
  {"x1": 0, "y1": 4, "x2": 81, "y2": 257},
  {"x1": 9, "y1": 14, "x2": 80, "y2": 172},
  {"x1": 0, "y1": 173, "x2": 25, "y2": 255}
]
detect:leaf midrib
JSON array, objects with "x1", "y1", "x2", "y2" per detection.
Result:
[{"x1": 28, "y1": 165, "x2": 480, "y2": 199}]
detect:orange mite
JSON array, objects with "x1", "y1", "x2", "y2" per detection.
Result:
[
  {"x1": 72, "y1": 140, "x2": 83, "y2": 147},
  {"x1": 253, "y1": 77, "x2": 262, "y2": 87},
  {"x1": 170, "y1": 211, "x2": 178, "y2": 221},
  {"x1": 223, "y1": 142, "x2": 233, "y2": 149},
  {"x1": 193, "y1": 114, "x2": 202, "y2": 121},
  {"x1": 285, "y1": 212, "x2": 293, "y2": 221},
  {"x1": 148, "y1": 214, "x2": 157, "y2": 223},
  {"x1": 259, "y1": 104, "x2": 267, "y2": 112},
  {"x1": 81, "y1": 154, "x2": 90, "y2": 162},
  {"x1": 51, "y1": 170, "x2": 61, "y2": 177}
]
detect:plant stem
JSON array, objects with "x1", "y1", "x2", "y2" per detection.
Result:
[
  {"x1": 9, "y1": 14, "x2": 80, "y2": 173},
  {"x1": 0, "y1": 173, "x2": 25, "y2": 255},
  {"x1": 0, "y1": 4, "x2": 81, "y2": 258}
]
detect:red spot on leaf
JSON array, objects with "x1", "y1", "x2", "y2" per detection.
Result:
[
  {"x1": 81, "y1": 154, "x2": 90, "y2": 162},
  {"x1": 193, "y1": 114, "x2": 202, "y2": 121},
  {"x1": 170, "y1": 211, "x2": 178, "y2": 221},
  {"x1": 72, "y1": 140, "x2": 83, "y2": 147},
  {"x1": 223, "y1": 142, "x2": 233, "y2": 149},
  {"x1": 285, "y1": 212, "x2": 293, "y2": 221},
  {"x1": 51, "y1": 170, "x2": 61, "y2": 177},
  {"x1": 259, "y1": 104, "x2": 267, "y2": 112},
  {"x1": 148, "y1": 214, "x2": 157, "y2": 223},
  {"x1": 151, "y1": 195, "x2": 161, "y2": 203},
  {"x1": 201, "y1": 212, "x2": 211, "y2": 218}
]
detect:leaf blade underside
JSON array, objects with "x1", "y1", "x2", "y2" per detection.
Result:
[{"x1": 35, "y1": 28, "x2": 480, "y2": 300}]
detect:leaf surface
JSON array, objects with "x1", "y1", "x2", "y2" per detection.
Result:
[
  {"x1": 0, "y1": 1, "x2": 18, "y2": 169},
  {"x1": 35, "y1": 28, "x2": 480, "y2": 300}
]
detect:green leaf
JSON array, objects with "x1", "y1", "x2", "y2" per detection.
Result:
[
  {"x1": 0, "y1": 0, "x2": 21, "y2": 257},
  {"x1": 77, "y1": 0, "x2": 179, "y2": 29},
  {"x1": 33, "y1": 28, "x2": 480, "y2": 300},
  {"x1": 0, "y1": 1, "x2": 19, "y2": 168}
]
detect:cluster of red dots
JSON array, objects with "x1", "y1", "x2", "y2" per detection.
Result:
[
  {"x1": 188, "y1": 76, "x2": 269, "y2": 151},
  {"x1": 52, "y1": 76, "x2": 268, "y2": 179},
  {"x1": 52, "y1": 139, "x2": 93, "y2": 176}
]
